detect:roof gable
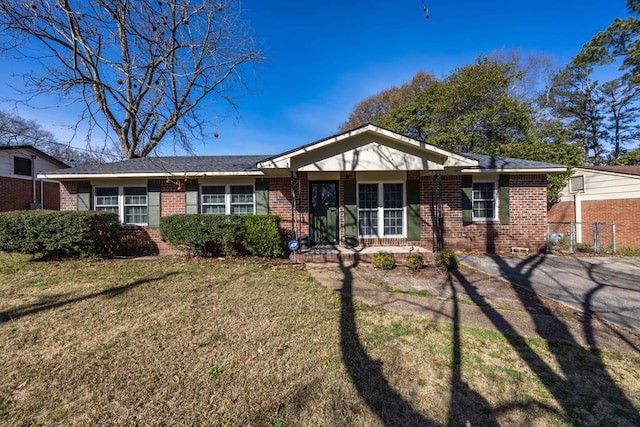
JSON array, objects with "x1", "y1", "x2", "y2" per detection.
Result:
[
  {"x1": 258, "y1": 124, "x2": 478, "y2": 171},
  {"x1": 0, "y1": 145, "x2": 69, "y2": 169}
]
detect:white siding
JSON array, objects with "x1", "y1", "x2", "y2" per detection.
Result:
[
  {"x1": 558, "y1": 168, "x2": 640, "y2": 202},
  {"x1": 0, "y1": 148, "x2": 65, "y2": 179}
]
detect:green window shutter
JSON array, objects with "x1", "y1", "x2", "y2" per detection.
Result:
[
  {"x1": 77, "y1": 184, "x2": 90, "y2": 211},
  {"x1": 255, "y1": 181, "x2": 269, "y2": 214},
  {"x1": 186, "y1": 181, "x2": 199, "y2": 214},
  {"x1": 462, "y1": 175, "x2": 472, "y2": 223},
  {"x1": 406, "y1": 179, "x2": 421, "y2": 240},
  {"x1": 499, "y1": 174, "x2": 510, "y2": 225},
  {"x1": 343, "y1": 180, "x2": 357, "y2": 237},
  {"x1": 147, "y1": 182, "x2": 161, "y2": 229}
]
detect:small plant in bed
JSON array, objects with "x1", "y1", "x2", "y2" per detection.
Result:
[
  {"x1": 404, "y1": 252, "x2": 425, "y2": 271},
  {"x1": 371, "y1": 251, "x2": 395, "y2": 270},
  {"x1": 434, "y1": 249, "x2": 459, "y2": 270}
]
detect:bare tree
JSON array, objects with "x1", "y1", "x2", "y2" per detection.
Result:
[
  {"x1": 0, "y1": 109, "x2": 98, "y2": 165},
  {"x1": 0, "y1": 0, "x2": 262, "y2": 159}
]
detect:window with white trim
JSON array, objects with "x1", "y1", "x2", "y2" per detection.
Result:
[
  {"x1": 201, "y1": 185, "x2": 255, "y2": 215},
  {"x1": 95, "y1": 186, "x2": 148, "y2": 225},
  {"x1": 472, "y1": 181, "x2": 498, "y2": 221},
  {"x1": 201, "y1": 185, "x2": 226, "y2": 214},
  {"x1": 358, "y1": 182, "x2": 405, "y2": 237}
]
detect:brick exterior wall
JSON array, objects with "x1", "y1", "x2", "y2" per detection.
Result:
[
  {"x1": 57, "y1": 174, "x2": 550, "y2": 257},
  {"x1": 60, "y1": 181, "x2": 83, "y2": 211},
  {"x1": 158, "y1": 179, "x2": 186, "y2": 216},
  {"x1": 267, "y1": 174, "x2": 310, "y2": 242},
  {"x1": 439, "y1": 174, "x2": 548, "y2": 253},
  {"x1": 0, "y1": 176, "x2": 61, "y2": 211},
  {"x1": 548, "y1": 198, "x2": 640, "y2": 249}
]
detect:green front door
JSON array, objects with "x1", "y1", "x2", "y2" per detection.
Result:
[{"x1": 310, "y1": 181, "x2": 338, "y2": 245}]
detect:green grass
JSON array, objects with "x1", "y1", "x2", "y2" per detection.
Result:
[
  {"x1": 617, "y1": 247, "x2": 640, "y2": 256},
  {"x1": 0, "y1": 254, "x2": 638, "y2": 426}
]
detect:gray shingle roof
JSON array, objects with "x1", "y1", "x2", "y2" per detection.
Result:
[
  {"x1": 52, "y1": 155, "x2": 268, "y2": 174},
  {"x1": 462, "y1": 153, "x2": 565, "y2": 170}
]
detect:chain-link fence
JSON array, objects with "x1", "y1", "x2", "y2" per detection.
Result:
[{"x1": 547, "y1": 222, "x2": 617, "y2": 254}]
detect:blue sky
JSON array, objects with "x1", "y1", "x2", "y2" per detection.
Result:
[{"x1": 0, "y1": 0, "x2": 632, "y2": 157}]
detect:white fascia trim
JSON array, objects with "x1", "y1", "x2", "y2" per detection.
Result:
[
  {"x1": 574, "y1": 167, "x2": 640, "y2": 179},
  {"x1": 258, "y1": 124, "x2": 478, "y2": 168},
  {"x1": 460, "y1": 168, "x2": 567, "y2": 174},
  {"x1": 38, "y1": 171, "x2": 264, "y2": 180}
]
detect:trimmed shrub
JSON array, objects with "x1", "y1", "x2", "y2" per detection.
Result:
[
  {"x1": 434, "y1": 249, "x2": 459, "y2": 270},
  {"x1": 404, "y1": 252, "x2": 425, "y2": 271},
  {"x1": 0, "y1": 210, "x2": 119, "y2": 258},
  {"x1": 160, "y1": 214, "x2": 243, "y2": 257},
  {"x1": 242, "y1": 215, "x2": 284, "y2": 257},
  {"x1": 371, "y1": 251, "x2": 395, "y2": 270}
]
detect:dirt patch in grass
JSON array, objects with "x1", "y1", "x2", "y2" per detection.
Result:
[{"x1": 0, "y1": 254, "x2": 639, "y2": 426}]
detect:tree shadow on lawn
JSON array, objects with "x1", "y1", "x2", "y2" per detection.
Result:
[
  {"x1": 451, "y1": 254, "x2": 640, "y2": 425},
  {"x1": 0, "y1": 272, "x2": 178, "y2": 323},
  {"x1": 335, "y1": 252, "x2": 639, "y2": 425},
  {"x1": 338, "y1": 258, "x2": 439, "y2": 426},
  {"x1": 337, "y1": 258, "x2": 518, "y2": 426}
]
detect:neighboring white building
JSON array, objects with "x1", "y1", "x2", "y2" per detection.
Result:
[
  {"x1": 0, "y1": 145, "x2": 69, "y2": 211},
  {"x1": 548, "y1": 166, "x2": 640, "y2": 249}
]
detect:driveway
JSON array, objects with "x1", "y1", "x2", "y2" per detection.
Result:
[{"x1": 459, "y1": 254, "x2": 640, "y2": 334}]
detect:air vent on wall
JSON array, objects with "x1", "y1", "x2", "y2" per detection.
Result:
[{"x1": 569, "y1": 175, "x2": 585, "y2": 193}]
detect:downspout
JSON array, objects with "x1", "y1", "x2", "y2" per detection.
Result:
[
  {"x1": 31, "y1": 155, "x2": 37, "y2": 205},
  {"x1": 574, "y1": 191, "x2": 582, "y2": 244},
  {"x1": 40, "y1": 178, "x2": 44, "y2": 208}
]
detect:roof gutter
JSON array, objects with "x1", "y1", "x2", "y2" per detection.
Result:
[
  {"x1": 460, "y1": 167, "x2": 567, "y2": 174},
  {"x1": 38, "y1": 171, "x2": 265, "y2": 180}
]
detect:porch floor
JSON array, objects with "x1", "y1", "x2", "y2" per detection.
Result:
[{"x1": 291, "y1": 245, "x2": 432, "y2": 265}]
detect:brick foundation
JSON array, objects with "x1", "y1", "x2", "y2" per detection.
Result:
[{"x1": 116, "y1": 226, "x2": 176, "y2": 257}]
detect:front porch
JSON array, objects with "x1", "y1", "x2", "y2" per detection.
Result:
[{"x1": 290, "y1": 245, "x2": 433, "y2": 266}]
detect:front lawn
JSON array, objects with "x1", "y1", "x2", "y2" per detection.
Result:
[{"x1": 0, "y1": 254, "x2": 638, "y2": 426}]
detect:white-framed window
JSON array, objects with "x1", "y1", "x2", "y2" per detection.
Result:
[
  {"x1": 201, "y1": 184, "x2": 255, "y2": 215},
  {"x1": 201, "y1": 185, "x2": 226, "y2": 214},
  {"x1": 95, "y1": 186, "x2": 148, "y2": 225},
  {"x1": 472, "y1": 181, "x2": 498, "y2": 221},
  {"x1": 357, "y1": 182, "x2": 405, "y2": 237}
]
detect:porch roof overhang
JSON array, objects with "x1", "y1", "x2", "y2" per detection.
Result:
[{"x1": 257, "y1": 124, "x2": 478, "y2": 173}]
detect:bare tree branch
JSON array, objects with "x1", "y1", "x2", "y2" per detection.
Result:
[{"x1": 0, "y1": 0, "x2": 262, "y2": 159}]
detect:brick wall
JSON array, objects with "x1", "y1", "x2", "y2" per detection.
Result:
[
  {"x1": 56, "y1": 174, "x2": 551, "y2": 256},
  {"x1": 0, "y1": 176, "x2": 61, "y2": 211},
  {"x1": 269, "y1": 173, "x2": 548, "y2": 253},
  {"x1": 548, "y1": 198, "x2": 640, "y2": 249},
  {"x1": 116, "y1": 226, "x2": 175, "y2": 257},
  {"x1": 439, "y1": 174, "x2": 548, "y2": 253},
  {"x1": 158, "y1": 179, "x2": 186, "y2": 216},
  {"x1": 60, "y1": 181, "x2": 83, "y2": 211},
  {"x1": 267, "y1": 174, "x2": 310, "y2": 241}
]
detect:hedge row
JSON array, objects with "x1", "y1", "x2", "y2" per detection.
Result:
[
  {"x1": 0, "y1": 210, "x2": 120, "y2": 258},
  {"x1": 160, "y1": 214, "x2": 284, "y2": 258}
]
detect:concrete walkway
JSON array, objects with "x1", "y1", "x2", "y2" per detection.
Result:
[
  {"x1": 305, "y1": 262, "x2": 640, "y2": 355},
  {"x1": 460, "y1": 254, "x2": 640, "y2": 334}
]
